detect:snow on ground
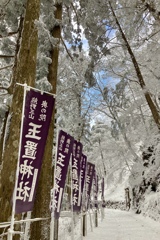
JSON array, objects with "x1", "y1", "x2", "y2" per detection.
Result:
[{"x1": 83, "y1": 208, "x2": 160, "y2": 240}]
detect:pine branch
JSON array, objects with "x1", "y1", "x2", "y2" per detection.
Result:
[
  {"x1": 60, "y1": 36, "x2": 74, "y2": 62},
  {"x1": 109, "y1": 66, "x2": 139, "y2": 85},
  {"x1": 142, "y1": 1, "x2": 160, "y2": 21},
  {"x1": 0, "y1": 55, "x2": 14, "y2": 58},
  {"x1": 0, "y1": 64, "x2": 13, "y2": 71},
  {"x1": 3, "y1": 0, "x2": 11, "y2": 7},
  {"x1": 0, "y1": 31, "x2": 18, "y2": 38}
]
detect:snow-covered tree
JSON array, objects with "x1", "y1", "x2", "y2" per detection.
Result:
[{"x1": 1, "y1": 0, "x2": 160, "y2": 237}]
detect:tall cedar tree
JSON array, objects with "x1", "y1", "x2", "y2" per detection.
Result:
[
  {"x1": 30, "y1": 3, "x2": 62, "y2": 240},
  {"x1": 0, "y1": 0, "x2": 40, "y2": 237}
]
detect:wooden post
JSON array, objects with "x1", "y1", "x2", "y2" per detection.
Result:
[
  {"x1": 95, "y1": 209, "x2": 98, "y2": 227},
  {"x1": 82, "y1": 211, "x2": 86, "y2": 236}
]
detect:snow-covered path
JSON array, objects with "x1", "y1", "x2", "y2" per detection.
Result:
[{"x1": 83, "y1": 209, "x2": 160, "y2": 240}]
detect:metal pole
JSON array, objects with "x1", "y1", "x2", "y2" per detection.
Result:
[
  {"x1": 50, "y1": 128, "x2": 59, "y2": 240},
  {"x1": 50, "y1": 212, "x2": 54, "y2": 240},
  {"x1": 70, "y1": 154, "x2": 74, "y2": 240},
  {"x1": 79, "y1": 171, "x2": 82, "y2": 240},
  {"x1": 88, "y1": 208, "x2": 93, "y2": 232},
  {"x1": 16, "y1": 83, "x2": 56, "y2": 97},
  {"x1": 80, "y1": 211, "x2": 83, "y2": 240}
]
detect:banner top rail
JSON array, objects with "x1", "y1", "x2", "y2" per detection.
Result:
[{"x1": 16, "y1": 83, "x2": 56, "y2": 98}]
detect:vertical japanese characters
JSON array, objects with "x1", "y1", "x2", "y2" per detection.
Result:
[
  {"x1": 12, "y1": 88, "x2": 103, "y2": 217},
  {"x1": 53, "y1": 130, "x2": 74, "y2": 219},
  {"x1": 15, "y1": 89, "x2": 55, "y2": 214},
  {"x1": 93, "y1": 170, "x2": 98, "y2": 208},
  {"x1": 72, "y1": 140, "x2": 83, "y2": 212},
  {"x1": 80, "y1": 154, "x2": 87, "y2": 209},
  {"x1": 85, "y1": 162, "x2": 95, "y2": 209}
]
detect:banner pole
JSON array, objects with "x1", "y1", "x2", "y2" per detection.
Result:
[
  {"x1": 80, "y1": 211, "x2": 83, "y2": 240},
  {"x1": 70, "y1": 154, "x2": 74, "y2": 240},
  {"x1": 95, "y1": 208, "x2": 98, "y2": 227},
  {"x1": 16, "y1": 83, "x2": 56, "y2": 97},
  {"x1": 50, "y1": 210, "x2": 54, "y2": 240},
  {"x1": 78, "y1": 171, "x2": 83, "y2": 240},
  {"x1": 82, "y1": 159, "x2": 86, "y2": 237},
  {"x1": 8, "y1": 84, "x2": 28, "y2": 240},
  {"x1": 50, "y1": 128, "x2": 59, "y2": 240},
  {"x1": 89, "y1": 207, "x2": 93, "y2": 232}
]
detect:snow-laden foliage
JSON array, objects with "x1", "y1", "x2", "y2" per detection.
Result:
[
  {"x1": 0, "y1": 0, "x2": 26, "y2": 36},
  {"x1": 56, "y1": 50, "x2": 91, "y2": 143},
  {"x1": 1, "y1": 0, "x2": 160, "y2": 234}
]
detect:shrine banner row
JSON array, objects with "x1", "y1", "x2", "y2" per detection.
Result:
[
  {"x1": 51, "y1": 129, "x2": 105, "y2": 219},
  {"x1": 13, "y1": 87, "x2": 105, "y2": 218}
]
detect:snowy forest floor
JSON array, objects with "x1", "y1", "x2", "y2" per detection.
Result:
[{"x1": 83, "y1": 208, "x2": 160, "y2": 240}]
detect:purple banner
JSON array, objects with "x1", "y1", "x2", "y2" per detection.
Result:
[
  {"x1": 86, "y1": 162, "x2": 95, "y2": 209},
  {"x1": 15, "y1": 88, "x2": 55, "y2": 214},
  {"x1": 53, "y1": 130, "x2": 74, "y2": 219},
  {"x1": 80, "y1": 154, "x2": 87, "y2": 195},
  {"x1": 80, "y1": 154, "x2": 87, "y2": 208},
  {"x1": 93, "y1": 170, "x2": 98, "y2": 208},
  {"x1": 72, "y1": 140, "x2": 83, "y2": 212}
]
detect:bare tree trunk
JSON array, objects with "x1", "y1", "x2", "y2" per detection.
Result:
[
  {"x1": 0, "y1": 0, "x2": 40, "y2": 233},
  {"x1": 109, "y1": 1, "x2": 160, "y2": 129},
  {"x1": 30, "y1": 3, "x2": 62, "y2": 240}
]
